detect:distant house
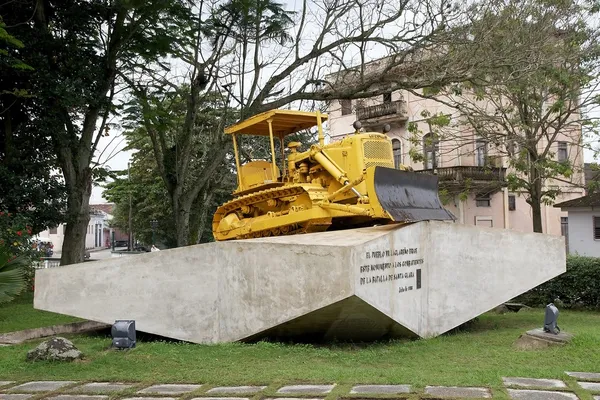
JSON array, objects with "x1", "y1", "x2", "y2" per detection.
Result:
[
  {"x1": 36, "y1": 203, "x2": 128, "y2": 251},
  {"x1": 554, "y1": 193, "x2": 600, "y2": 256}
]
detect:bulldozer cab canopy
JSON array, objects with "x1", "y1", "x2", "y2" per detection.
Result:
[{"x1": 225, "y1": 109, "x2": 328, "y2": 138}]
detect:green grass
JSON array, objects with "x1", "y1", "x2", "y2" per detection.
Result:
[
  {"x1": 0, "y1": 295, "x2": 599, "y2": 400},
  {"x1": 0, "y1": 292, "x2": 82, "y2": 333}
]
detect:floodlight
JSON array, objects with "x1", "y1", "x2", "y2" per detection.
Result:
[
  {"x1": 111, "y1": 320, "x2": 136, "y2": 349},
  {"x1": 543, "y1": 303, "x2": 560, "y2": 334}
]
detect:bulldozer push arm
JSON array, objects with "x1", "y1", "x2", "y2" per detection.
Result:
[{"x1": 318, "y1": 165, "x2": 455, "y2": 222}]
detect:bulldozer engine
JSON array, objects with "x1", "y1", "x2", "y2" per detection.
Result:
[{"x1": 212, "y1": 109, "x2": 454, "y2": 241}]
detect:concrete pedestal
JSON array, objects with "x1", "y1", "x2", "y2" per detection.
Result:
[{"x1": 34, "y1": 221, "x2": 566, "y2": 343}]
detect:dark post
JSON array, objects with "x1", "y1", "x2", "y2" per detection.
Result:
[{"x1": 151, "y1": 219, "x2": 158, "y2": 245}]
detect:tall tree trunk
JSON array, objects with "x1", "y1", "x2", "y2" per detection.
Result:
[
  {"x1": 527, "y1": 156, "x2": 544, "y2": 233},
  {"x1": 172, "y1": 195, "x2": 191, "y2": 247},
  {"x1": 60, "y1": 173, "x2": 92, "y2": 265}
]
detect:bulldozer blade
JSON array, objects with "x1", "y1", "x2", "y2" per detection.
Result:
[{"x1": 370, "y1": 167, "x2": 455, "y2": 222}]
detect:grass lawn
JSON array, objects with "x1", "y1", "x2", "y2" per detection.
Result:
[
  {"x1": 1, "y1": 293, "x2": 599, "y2": 400},
  {"x1": 0, "y1": 292, "x2": 82, "y2": 333}
]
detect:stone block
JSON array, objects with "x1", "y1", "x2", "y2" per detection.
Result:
[
  {"x1": 122, "y1": 398, "x2": 178, "y2": 400},
  {"x1": 10, "y1": 381, "x2": 77, "y2": 392},
  {"x1": 206, "y1": 386, "x2": 266, "y2": 394},
  {"x1": 515, "y1": 329, "x2": 573, "y2": 350},
  {"x1": 566, "y1": 372, "x2": 600, "y2": 380},
  {"x1": 502, "y1": 378, "x2": 567, "y2": 388},
  {"x1": 72, "y1": 383, "x2": 134, "y2": 393},
  {"x1": 350, "y1": 385, "x2": 411, "y2": 394},
  {"x1": 276, "y1": 385, "x2": 335, "y2": 394},
  {"x1": 0, "y1": 382, "x2": 15, "y2": 388},
  {"x1": 137, "y1": 384, "x2": 202, "y2": 395},
  {"x1": 424, "y1": 386, "x2": 491, "y2": 398},
  {"x1": 0, "y1": 395, "x2": 33, "y2": 400},
  {"x1": 507, "y1": 389, "x2": 579, "y2": 399},
  {"x1": 264, "y1": 398, "x2": 324, "y2": 400},
  {"x1": 578, "y1": 382, "x2": 600, "y2": 391},
  {"x1": 191, "y1": 398, "x2": 249, "y2": 400},
  {"x1": 47, "y1": 396, "x2": 108, "y2": 400},
  {"x1": 34, "y1": 222, "x2": 565, "y2": 343}
]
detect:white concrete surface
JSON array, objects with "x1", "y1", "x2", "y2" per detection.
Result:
[{"x1": 34, "y1": 221, "x2": 565, "y2": 343}]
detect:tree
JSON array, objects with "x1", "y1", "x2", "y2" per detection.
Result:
[
  {"x1": 1, "y1": 0, "x2": 195, "y2": 264},
  {"x1": 104, "y1": 104, "x2": 236, "y2": 247},
  {"x1": 0, "y1": 19, "x2": 66, "y2": 233},
  {"x1": 409, "y1": 0, "x2": 600, "y2": 232},
  {"x1": 120, "y1": 0, "x2": 470, "y2": 246}
]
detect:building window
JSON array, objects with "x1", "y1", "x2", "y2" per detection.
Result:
[
  {"x1": 392, "y1": 139, "x2": 402, "y2": 169},
  {"x1": 558, "y1": 142, "x2": 568, "y2": 162},
  {"x1": 49, "y1": 227, "x2": 57, "y2": 234},
  {"x1": 340, "y1": 99, "x2": 352, "y2": 115},
  {"x1": 561, "y1": 217, "x2": 568, "y2": 236},
  {"x1": 383, "y1": 92, "x2": 392, "y2": 104},
  {"x1": 475, "y1": 139, "x2": 488, "y2": 167},
  {"x1": 476, "y1": 195, "x2": 491, "y2": 207},
  {"x1": 594, "y1": 217, "x2": 600, "y2": 240},
  {"x1": 508, "y1": 195, "x2": 516, "y2": 211},
  {"x1": 423, "y1": 133, "x2": 440, "y2": 169},
  {"x1": 475, "y1": 216, "x2": 493, "y2": 227}
]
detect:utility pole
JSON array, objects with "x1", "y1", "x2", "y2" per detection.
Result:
[{"x1": 128, "y1": 162, "x2": 133, "y2": 251}]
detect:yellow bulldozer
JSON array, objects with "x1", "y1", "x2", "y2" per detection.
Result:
[{"x1": 212, "y1": 109, "x2": 454, "y2": 241}]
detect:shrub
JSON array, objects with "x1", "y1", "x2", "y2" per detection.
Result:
[
  {"x1": 515, "y1": 255, "x2": 600, "y2": 309},
  {"x1": 0, "y1": 211, "x2": 41, "y2": 293}
]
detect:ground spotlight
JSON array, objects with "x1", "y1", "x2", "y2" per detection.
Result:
[{"x1": 111, "y1": 320, "x2": 136, "y2": 349}]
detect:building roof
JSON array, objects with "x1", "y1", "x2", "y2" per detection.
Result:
[
  {"x1": 554, "y1": 192, "x2": 600, "y2": 209},
  {"x1": 90, "y1": 203, "x2": 115, "y2": 215}
]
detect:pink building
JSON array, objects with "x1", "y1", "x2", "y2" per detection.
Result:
[{"x1": 326, "y1": 90, "x2": 585, "y2": 236}]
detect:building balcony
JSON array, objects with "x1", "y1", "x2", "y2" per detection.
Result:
[
  {"x1": 356, "y1": 100, "x2": 408, "y2": 125},
  {"x1": 416, "y1": 166, "x2": 507, "y2": 193}
]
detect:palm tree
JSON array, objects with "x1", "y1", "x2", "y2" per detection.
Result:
[{"x1": 0, "y1": 249, "x2": 27, "y2": 304}]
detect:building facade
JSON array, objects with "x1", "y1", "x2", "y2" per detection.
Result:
[
  {"x1": 326, "y1": 89, "x2": 585, "y2": 236},
  {"x1": 36, "y1": 204, "x2": 128, "y2": 251},
  {"x1": 555, "y1": 193, "x2": 600, "y2": 256}
]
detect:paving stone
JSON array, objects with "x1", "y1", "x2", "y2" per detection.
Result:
[
  {"x1": 47, "y1": 396, "x2": 108, "y2": 400},
  {"x1": 503, "y1": 378, "x2": 567, "y2": 388},
  {"x1": 0, "y1": 382, "x2": 15, "y2": 388},
  {"x1": 122, "y1": 398, "x2": 178, "y2": 400},
  {"x1": 71, "y1": 383, "x2": 134, "y2": 394},
  {"x1": 507, "y1": 389, "x2": 579, "y2": 400},
  {"x1": 566, "y1": 372, "x2": 600, "y2": 380},
  {"x1": 191, "y1": 398, "x2": 250, "y2": 400},
  {"x1": 0, "y1": 395, "x2": 34, "y2": 400},
  {"x1": 350, "y1": 385, "x2": 411, "y2": 394},
  {"x1": 424, "y1": 386, "x2": 491, "y2": 398},
  {"x1": 10, "y1": 381, "x2": 77, "y2": 392},
  {"x1": 137, "y1": 384, "x2": 202, "y2": 395},
  {"x1": 207, "y1": 386, "x2": 266, "y2": 394},
  {"x1": 264, "y1": 398, "x2": 324, "y2": 400},
  {"x1": 578, "y1": 382, "x2": 600, "y2": 391},
  {"x1": 594, "y1": 396, "x2": 600, "y2": 400},
  {"x1": 276, "y1": 385, "x2": 335, "y2": 394}
]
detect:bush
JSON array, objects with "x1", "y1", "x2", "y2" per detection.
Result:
[
  {"x1": 0, "y1": 211, "x2": 41, "y2": 292},
  {"x1": 515, "y1": 255, "x2": 600, "y2": 309}
]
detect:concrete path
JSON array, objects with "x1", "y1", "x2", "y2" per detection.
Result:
[{"x1": 1, "y1": 372, "x2": 599, "y2": 400}]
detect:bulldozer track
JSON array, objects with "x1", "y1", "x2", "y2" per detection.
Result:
[
  {"x1": 214, "y1": 185, "x2": 331, "y2": 240},
  {"x1": 217, "y1": 185, "x2": 308, "y2": 214}
]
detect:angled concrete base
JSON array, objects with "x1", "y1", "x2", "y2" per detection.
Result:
[{"x1": 34, "y1": 221, "x2": 566, "y2": 343}]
